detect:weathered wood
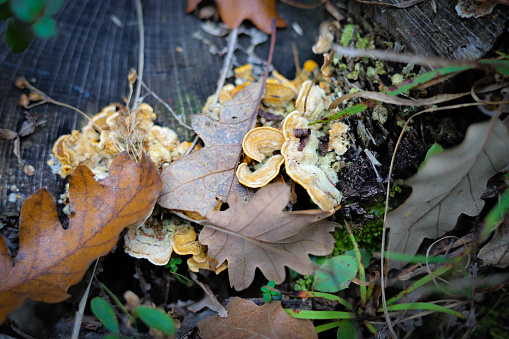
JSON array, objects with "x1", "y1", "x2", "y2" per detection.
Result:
[
  {"x1": 350, "y1": 0, "x2": 507, "y2": 59},
  {"x1": 0, "y1": 0, "x2": 327, "y2": 216}
]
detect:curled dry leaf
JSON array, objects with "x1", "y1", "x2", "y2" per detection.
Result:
[
  {"x1": 478, "y1": 218, "x2": 509, "y2": 268},
  {"x1": 386, "y1": 120, "x2": 509, "y2": 269},
  {"x1": 158, "y1": 83, "x2": 262, "y2": 217},
  {"x1": 198, "y1": 297, "x2": 317, "y2": 339},
  {"x1": 200, "y1": 183, "x2": 336, "y2": 290},
  {"x1": 187, "y1": 0, "x2": 286, "y2": 34},
  {"x1": 0, "y1": 153, "x2": 162, "y2": 323}
]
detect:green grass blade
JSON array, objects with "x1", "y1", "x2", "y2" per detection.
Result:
[
  {"x1": 384, "y1": 302, "x2": 466, "y2": 319},
  {"x1": 289, "y1": 291, "x2": 353, "y2": 310},
  {"x1": 311, "y1": 65, "x2": 471, "y2": 124},
  {"x1": 315, "y1": 321, "x2": 340, "y2": 333},
  {"x1": 285, "y1": 309, "x2": 355, "y2": 320}
]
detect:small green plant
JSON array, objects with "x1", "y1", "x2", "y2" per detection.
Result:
[
  {"x1": 165, "y1": 257, "x2": 182, "y2": 273},
  {"x1": 0, "y1": 0, "x2": 63, "y2": 53},
  {"x1": 284, "y1": 220, "x2": 469, "y2": 336},
  {"x1": 261, "y1": 281, "x2": 282, "y2": 302},
  {"x1": 293, "y1": 275, "x2": 313, "y2": 291},
  {"x1": 91, "y1": 284, "x2": 175, "y2": 338}
]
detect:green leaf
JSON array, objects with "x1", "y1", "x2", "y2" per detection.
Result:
[
  {"x1": 263, "y1": 292, "x2": 271, "y2": 303},
  {"x1": 267, "y1": 280, "x2": 275, "y2": 288},
  {"x1": 313, "y1": 255, "x2": 358, "y2": 293},
  {"x1": 418, "y1": 143, "x2": 443, "y2": 171},
  {"x1": 10, "y1": 0, "x2": 45, "y2": 22},
  {"x1": 0, "y1": 2, "x2": 12, "y2": 21},
  {"x1": 337, "y1": 319, "x2": 357, "y2": 339},
  {"x1": 44, "y1": 0, "x2": 63, "y2": 16},
  {"x1": 90, "y1": 297, "x2": 120, "y2": 334},
  {"x1": 5, "y1": 19, "x2": 33, "y2": 53},
  {"x1": 33, "y1": 16, "x2": 56, "y2": 38},
  {"x1": 135, "y1": 306, "x2": 175, "y2": 336}
]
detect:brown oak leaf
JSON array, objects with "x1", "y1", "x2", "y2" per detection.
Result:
[
  {"x1": 386, "y1": 119, "x2": 509, "y2": 269},
  {"x1": 198, "y1": 297, "x2": 317, "y2": 339},
  {"x1": 199, "y1": 183, "x2": 336, "y2": 290},
  {"x1": 158, "y1": 83, "x2": 262, "y2": 216},
  {"x1": 187, "y1": 0, "x2": 287, "y2": 34},
  {"x1": 0, "y1": 153, "x2": 162, "y2": 323}
]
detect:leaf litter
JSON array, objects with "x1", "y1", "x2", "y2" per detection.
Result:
[
  {"x1": 158, "y1": 82, "x2": 262, "y2": 216},
  {"x1": 386, "y1": 119, "x2": 509, "y2": 269},
  {"x1": 0, "y1": 152, "x2": 161, "y2": 322},
  {"x1": 199, "y1": 183, "x2": 337, "y2": 290}
]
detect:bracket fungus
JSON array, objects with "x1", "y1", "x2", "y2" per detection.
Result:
[
  {"x1": 124, "y1": 215, "x2": 227, "y2": 274},
  {"x1": 49, "y1": 103, "x2": 182, "y2": 178},
  {"x1": 236, "y1": 127, "x2": 285, "y2": 188},
  {"x1": 281, "y1": 111, "x2": 342, "y2": 212}
]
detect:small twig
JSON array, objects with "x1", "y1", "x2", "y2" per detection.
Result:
[
  {"x1": 331, "y1": 44, "x2": 483, "y2": 69},
  {"x1": 141, "y1": 81, "x2": 193, "y2": 130},
  {"x1": 354, "y1": 0, "x2": 426, "y2": 8},
  {"x1": 280, "y1": 0, "x2": 328, "y2": 9},
  {"x1": 72, "y1": 260, "x2": 99, "y2": 339},
  {"x1": 22, "y1": 80, "x2": 103, "y2": 132},
  {"x1": 185, "y1": 134, "x2": 200, "y2": 156},
  {"x1": 212, "y1": 27, "x2": 239, "y2": 106},
  {"x1": 133, "y1": 0, "x2": 145, "y2": 109}
]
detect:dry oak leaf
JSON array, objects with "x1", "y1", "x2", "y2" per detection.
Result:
[
  {"x1": 158, "y1": 83, "x2": 262, "y2": 217},
  {"x1": 187, "y1": 0, "x2": 287, "y2": 34},
  {"x1": 199, "y1": 183, "x2": 336, "y2": 290},
  {"x1": 0, "y1": 152, "x2": 162, "y2": 323},
  {"x1": 198, "y1": 297, "x2": 317, "y2": 339},
  {"x1": 386, "y1": 119, "x2": 509, "y2": 269},
  {"x1": 478, "y1": 217, "x2": 509, "y2": 268}
]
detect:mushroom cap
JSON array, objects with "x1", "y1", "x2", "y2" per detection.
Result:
[
  {"x1": 124, "y1": 218, "x2": 177, "y2": 266},
  {"x1": 242, "y1": 127, "x2": 285, "y2": 162},
  {"x1": 281, "y1": 111, "x2": 342, "y2": 212},
  {"x1": 236, "y1": 154, "x2": 284, "y2": 188},
  {"x1": 328, "y1": 122, "x2": 350, "y2": 156},
  {"x1": 262, "y1": 81, "x2": 297, "y2": 108}
]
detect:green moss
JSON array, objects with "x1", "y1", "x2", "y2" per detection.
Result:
[
  {"x1": 340, "y1": 24, "x2": 355, "y2": 47},
  {"x1": 374, "y1": 61, "x2": 386, "y2": 75},
  {"x1": 347, "y1": 63, "x2": 362, "y2": 80}
]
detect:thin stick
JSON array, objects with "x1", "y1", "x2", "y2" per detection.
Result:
[
  {"x1": 331, "y1": 44, "x2": 483, "y2": 69},
  {"x1": 133, "y1": 0, "x2": 145, "y2": 108},
  {"x1": 141, "y1": 81, "x2": 193, "y2": 130},
  {"x1": 185, "y1": 134, "x2": 200, "y2": 156},
  {"x1": 72, "y1": 260, "x2": 99, "y2": 339},
  {"x1": 212, "y1": 27, "x2": 239, "y2": 106}
]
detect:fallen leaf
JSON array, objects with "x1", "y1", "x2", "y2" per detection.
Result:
[
  {"x1": 198, "y1": 297, "x2": 317, "y2": 339},
  {"x1": 186, "y1": 0, "x2": 286, "y2": 34},
  {"x1": 158, "y1": 83, "x2": 262, "y2": 216},
  {"x1": 0, "y1": 153, "x2": 162, "y2": 323},
  {"x1": 199, "y1": 183, "x2": 336, "y2": 290},
  {"x1": 478, "y1": 218, "x2": 509, "y2": 268},
  {"x1": 0, "y1": 129, "x2": 18, "y2": 140},
  {"x1": 188, "y1": 272, "x2": 228, "y2": 317},
  {"x1": 386, "y1": 120, "x2": 509, "y2": 269},
  {"x1": 312, "y1": 255, "x2": 358, "y2": 293}
]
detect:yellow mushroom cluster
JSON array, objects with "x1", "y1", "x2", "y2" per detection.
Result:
[
  {"x1": 49, "y1": 103, "x2": 188, "y2": 179},
  {"x1": 201, "y1": 60, "x2": 319, "y2": 117},
  {"x1": 236, "y1": 80, "x2": 350, "y2": 212},
  {"x1": 124, "y1": 215, "x2": 227, "y2": 274}
]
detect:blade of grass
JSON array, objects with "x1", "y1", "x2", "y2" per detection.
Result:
[
  {"x1": 344, "y1": 218, "x2": 366, "y2": 307},
  {"x1": 383, "y1": 302, "x2": 466, "y2": 319},
  {"x1": 288, "y1": 291, "x2": 353, "y2": 310},
  {"x1": 314, "y1": 321, "x2": 340, "y2": 333},
  {"x1": 99, "y1": 282, "x2": 136, "y2": 325},
  {"x1": 311, "y1": 65, "x2": 470, "y2": 125},
  {"x1": 285, "y1": 309, "x2": 356, "y2": 320}
]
